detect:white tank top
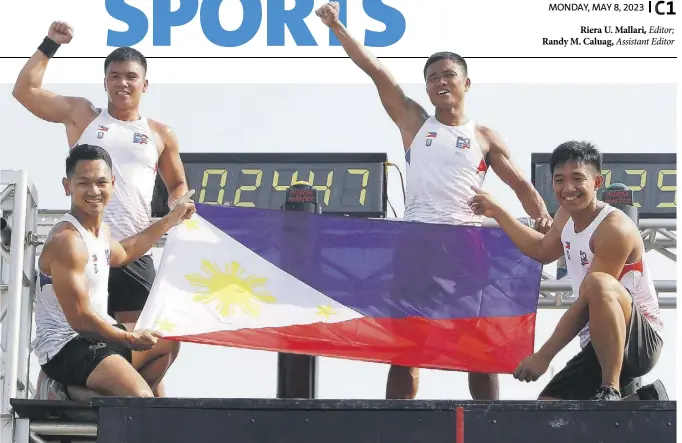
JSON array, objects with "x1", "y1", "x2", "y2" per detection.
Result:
[
  {"x1": 74, "y1": 109, "x2": 160, "y2": 244},
  {"x1": 403, "y1": 117, "x2": 488, "y2": 225},
  {"x1": 32, "y1": 214, "x2": 116, "y2": 364},
  {"x1": 560, "y1": 204, "x2": 664, "y2": 348}
]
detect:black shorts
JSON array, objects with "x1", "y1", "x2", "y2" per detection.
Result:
[
  {"x1": 108, "y1": 254, "x2": 156, "y2": 315},
  {"x1": 540, "y1": 298, "x2": 663, "y2": 399},
  {"x1": 40, "y1": 324, "x2": 133, "y2": 387}
]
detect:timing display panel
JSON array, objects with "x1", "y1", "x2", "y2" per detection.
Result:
[
  {"x1": 151, "y1": 153, "x2": 387, "y2": 218},
  {"x1": 531, "y1": 153, "x2": 676, "y2": 219}
]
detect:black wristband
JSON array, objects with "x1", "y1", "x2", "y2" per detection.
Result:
[{"x1": 38, "y1": 37, "x2": 60, "y2": 58}]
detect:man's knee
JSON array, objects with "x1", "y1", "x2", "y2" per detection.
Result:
[
  {"x1": 581, "y1": 272, "x2": 629, "y2": 305},
  {"x1": 159, "y1": 339, "x2": 181, "y2": 362},
  {"x1": 86, "y1": 355, "x2": 154, "y2": 398},
  {"x1": 131, "y1": 386, "x2": 154, "y2": 397},
  {"x1": 389, "y1": 365, "x2": 419, "y2": 379},
  {"x1": 469, "y1": 371, "x2": 497, "y2": 381}
]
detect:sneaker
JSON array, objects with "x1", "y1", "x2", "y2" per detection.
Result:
[
  {"x1": 34, "y1": 370, "x2": 69, "y2": 401},
  {"x1": 591, "y1": 386, "x2": 622, "y2": 401},
  {"x1": 636, "y1": 379, "x2": 669, "y2": 401}
]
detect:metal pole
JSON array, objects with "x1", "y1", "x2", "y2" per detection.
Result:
[
  {"x1": 1, "y1": 171, "x2": 28, "y2": 413},
  {"x1": 17, "y1": 202, "x2": 37, "y2": 399},
  {"x1": 276, "y1": 182, "x2": 319, "y2": 400},
  {"x1": 0, "y1": 185, "x2": 14, "y2": 205},
  {"x1": 29, "y1": 422, "x2": 98, "y2": 437}
]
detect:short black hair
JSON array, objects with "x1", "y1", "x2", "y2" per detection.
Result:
[
  {"x1": 550, "y1": 141, "x2": 602, "y2": 175},
  {"x1": 104, "y1": 47, "x2": 147, "y2": 74},
  {"x1": 66, "y1": 144, "x2": 113, "y2": 177},
  {"x1": 423, "y1": 52, "x2": 468, "y2": 79}
]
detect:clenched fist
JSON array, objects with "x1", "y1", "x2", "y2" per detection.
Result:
[
  {"x1": 315, "y1": 1, "x2": 341, "y2": 27},
  {"x1": 126, "y1": 329, "x2": 163, "y2": 351},
  {"x1": 47, "y1": 21, "x2": 74, "y2": 45}
]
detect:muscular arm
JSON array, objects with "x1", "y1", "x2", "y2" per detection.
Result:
[
  {"x1": 488, "y1": 204, "x2": 567, "y2": 264},
  {"x1": 536, "y1": 213, "x2": 636, "y2": 360},
  {"x1": 328, "y1": 23, "x2": 428, "y2": 148},
  {"x1": 484, "y1": 127, "x2": 551, "y2": 219},
  {"x1": 12, "y1": 50, "x2": 94, "y2": 126},
  {"x1": 108, "y1": 217, "x2": 175, "y2": 268},
  {"x1": 47, "y1": 230, "x2": 132, "y2": 346},
  {"x1": 151, "y1": 121, "x2": 189, "y2": 206}
]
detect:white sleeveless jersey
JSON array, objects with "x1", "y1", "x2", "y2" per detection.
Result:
[
  {"x1": 74, "y1": 109, "x2": 159, "y2": 243},
  {"x1": 403, "y1": 117, "x2": 488, "y2": 225},
  {"x1": 560, "y1": 204, "x2": 664, "y2": 349},
  {"x1": 32, "y1": 214, "x2": 116, "y2": 364}
]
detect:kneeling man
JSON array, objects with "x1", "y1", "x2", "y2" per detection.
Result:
[
  {"x1": 33, "y1": 144, "x2": 194, "y2": 399},
  {"x1": 468, "y1": 140, "x2": 663, "y2": 400}
]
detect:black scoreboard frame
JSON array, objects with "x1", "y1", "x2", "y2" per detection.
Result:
[
  {"x1": 531, "y1": 152, "x2": 677, "y2": 219},
  {"x1": 150, "y1": 152, "x2": 389, "y2": 219}
]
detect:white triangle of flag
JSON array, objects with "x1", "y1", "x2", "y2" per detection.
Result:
[{"x1": 135, "y1": 215, "x2": 363, "y2": 336}]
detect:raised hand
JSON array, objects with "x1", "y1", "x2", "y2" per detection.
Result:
[
  {"x1": 47, "y1": 21, "x2": 74, "y2": 45},
  {"x1": 315, "y1": 2, "x2": 341, "y2": 28}
]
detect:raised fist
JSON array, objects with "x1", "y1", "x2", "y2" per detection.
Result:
[
  {"x1": 315, "y1": 2, "x2": 341, "y2": 27},
  {"x1": 47, "y1": 21, "x2": 74, "y2": 45}
]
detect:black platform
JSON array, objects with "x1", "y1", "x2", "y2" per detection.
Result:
[{"x1": 12, "y1": 398, "x2": 676, "y2": 443}]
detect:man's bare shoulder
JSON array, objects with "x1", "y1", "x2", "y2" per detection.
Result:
[
  {"x1": 147, "y1": 118, "x2": 175, "y2": 138},
  {"x1": 68, "y1": 97, "x2": 99, "y2": 123},
  {"x1": 474, "y1": 125, "x2": 506, "y2": 153},
  {"x1": 594, "y1": 209, "x2": 640, "y2": 244},
  {"x1": 41, "y1": 223, "x2": 88, "y2": 269},
  {"x1": 474, "y1": 124, "x2": 501, "y2": 138},
  {"x1": 147, "y1": 118, "x2": 179, "y2": 154}
]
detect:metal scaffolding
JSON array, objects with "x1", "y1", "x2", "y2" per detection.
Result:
[
  {"x1": 0, "y1": 169, "x2": 677, "y2": 443},
  {"x1": 0, "y1": 171, "x2": 39, "y2": 443}
]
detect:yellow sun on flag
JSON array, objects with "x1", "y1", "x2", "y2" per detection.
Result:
[
  {"x1": 183, "y1": 219, "x2": 200, "y2": 231},
  {"x1": 185, "y1": 260, "x2": 276, "y2": 318},
  {"x1": 154, "y1": 317, "x2": 177, "y2": 333},
  {"x1": 316, "y1": 305, "x2": 337, "y2": 320}
]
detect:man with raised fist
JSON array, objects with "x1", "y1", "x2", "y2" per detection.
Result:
[
  {"x1": 13, "y1": 21, "x2": 193, "y2": 398},
  {"x1": 316, "y1": 1, "x2": 553, "y2": 401}
]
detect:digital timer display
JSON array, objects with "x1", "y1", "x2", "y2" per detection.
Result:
[
  {"x1": 151, "y1": 153, "x2": 387, "y2": 218},
  {"x1": 531, "y1": 153, "x2": 676, "y2": 218}
]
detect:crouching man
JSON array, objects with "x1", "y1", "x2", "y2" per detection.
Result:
[
  {"x1": 468, "y1": 141, "x2": 663, "y2": 400},
  {"x1": 33, "y1": 144, "x2": 195, "y2": 400}
]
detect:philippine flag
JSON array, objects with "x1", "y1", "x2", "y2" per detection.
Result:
[{"x1": 136, "y1": 204, "x2": 542, "y2": 374}]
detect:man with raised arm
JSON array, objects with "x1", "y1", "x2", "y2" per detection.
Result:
[
  {"x1": 316, "y1": 1, "x2": 552, "y2": 400},
  {"x1": 13, "y1": 21, "x2": 192, "y2": 397},
  {"x1": 468, "y1": 141, "x2": 664, "y2": 400},
  {"x1": 34, "y1": 144, "x2": 194, "y2": 400}
]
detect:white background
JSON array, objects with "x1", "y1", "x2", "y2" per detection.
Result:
[{"x1": 0, "y1": 0, "x2": 679, "y2": 407}]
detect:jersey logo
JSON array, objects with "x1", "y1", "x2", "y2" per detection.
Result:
[
  {"x1": 580, "y1": 250, "x2": 589, "y2": 267},
  {"x1": 564, "y1": 241, "x2": 571, "y2": 260},
  {"x1": 97, "y1": 125, "x2": 109, "y2": 139},
  {"x1": 105, "y1": 249, "x2": 111, "y2": 265},
  {"x1": 455, "y1": 136, "x2": 470, "y2": 150},
  {"x1": 92, "y1": 253, "x2": 99, "y2": 274},
  {"x1": 133, "y1": 132, "x2": 149, "y2": 144},
  {"x1": 425, "y1": 131, "x2": 437, "y2": 146}
]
